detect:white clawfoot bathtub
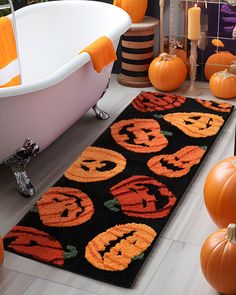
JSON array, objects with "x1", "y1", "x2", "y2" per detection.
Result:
[{"x1": 0, "y1": 0, "x2": 131, "y2": 163}]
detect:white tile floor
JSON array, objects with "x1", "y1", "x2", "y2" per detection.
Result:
[{"x1": 0, "y1": 74, "x2": 235, "y2": 295}]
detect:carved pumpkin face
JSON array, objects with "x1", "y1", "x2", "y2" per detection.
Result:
[
  {"x1": 195, "y1": 98, "x2": 232, "y2": 113},
  {"x1": 37, "y1": 187, "x2": 94, "y2": 227},
  {"x1": 163, "y1": 112, "x2": 224, "y2": 138},
  {"x1": 147, "y1": 146, "x2": 207, "y2": 178},
  {"x1": 104, "y1": 175, "x2": 176, "y2": 218},
  {"x1": 111, "y1": 118, "x2": 168, "y2": 153},
  {"x1": 64, "y1": 147, "x2": 126, "y2": 182},
  {"x1": 132, "y1": 92, "x2": 186, "y2": 113},
  {"x1": 4, "y1": 226, "x2": 77, "y2": 265},
  {"x1": 85, "y1": 223, "x2": 156, "y2": 271}
]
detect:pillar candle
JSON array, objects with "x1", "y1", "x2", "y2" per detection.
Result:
[{"x1": 188, "y1": 4, "x2": 201, "y2": 41}]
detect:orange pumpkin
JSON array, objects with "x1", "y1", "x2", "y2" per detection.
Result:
[
  {"x1": 148, "y1": 53, "x2": 187, "y2": 91},
  {"x1": 147, "y1": 146, "x2": 206, "y2": 178},
  {"x1": 209, "y1": 69, "x2": 236, "y2": 99},
  {"x1": 104, "y1": 175, "x2": 176, "y2": 218},
  {"x1": 163, "y1": 112, "x2": 224, "y2": 138},
  {"x1": 85, "y1": 223, "x2": 156, "y2": 271},
  {"x1": 0, "y1": 237, "x2": 4, "y2": 264},
  {"x1": 175, "y1": 48, "x2": 187, "y2": 64},
  {"x1": 195, "y1": 98, "x2": 232, "y2": 113},
  {"x1": 204, "y1": 156, "x2": 236, "y2": 228},
  {"x1": 113, "y1": 0, "x2": 147, "y2": 23},
  {"x1": 110, "y1": 118, "x2": 170, "y2": 153},
  {"x1": 37, "y1": 187, "x2": 94, "y2": 227},
  {"x1": 64, "y1": 146, "x2": 126, "y2": 182},
  {"x1": 200, "y1": 224, "x2": 236, "y2": 294},
  {"x1": 204, "y1": 51, "x2": 236, "y2": 80},
  {"x1": 211, "y1": 39, "x2": 224, "y2": 48}
]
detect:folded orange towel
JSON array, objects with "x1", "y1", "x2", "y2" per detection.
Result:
[
  {"x1": 80, "y1": 36, "x2": 117, "y2": 73},
  {"x1": 0, "y1": 16, "x2": 20, "y2": 87}
]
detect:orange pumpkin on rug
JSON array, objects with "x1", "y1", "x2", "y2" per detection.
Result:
[
  {"x1": 163, "y1": 112, "x2": 224, "y2": 138},
  {"x1": 104, "y1": 175, "x2": 176, "y2": 218},
  {"x1": 85, "y1": 223, "x2": 156, "y2": 271},
  {"x1": 4, "y1": 226, "x2": 78, "y2": 265},
  {"x1": 200, "y1": 224, "x2": 236, "y2": 294},
  {"x1": 147, "y1": 146, "x2": 207, "y2": 178},
  {"x1": 64, "y1": 146, "x2": 126, "y2": 182},
  {"x1": 148, "y1": 53, "x2": 187, "y2": 91},
  {"x1": 111, "y1": 118, "x2": 170, "y2": 153},
  {"x1": 204, "y1": 156, "x2": 236, "y2": 227},
  {"x1": 37, "y1": 187, "x2": 94, "y2": 227},
  {"x1": 195, "y1": 98, "x2": 232, "y2": 113},
  {"x1": 132, "y1": 92, "x2": 186, "y2": 113}
]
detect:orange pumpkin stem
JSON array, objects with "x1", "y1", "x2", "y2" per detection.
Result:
[
  {"x1": 215, "y1": 69, "x2": 236, "y2": 80},
  {"x1": 158, "y1": 53, "x2": 176, "y2": 62},
  {"x1": 226, "y1": 224, "x2": 236, "y2": 245}
]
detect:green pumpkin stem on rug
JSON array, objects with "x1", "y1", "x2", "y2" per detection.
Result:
[
  {"x1": 30, "y1": 207, "x2": 38, "y2": 213},
  {"x1": 154, "y1": 114, "x2": 163, "y2": 119},
  {"x1": 132, "y1": 253, "x2": 144, "y2": 261},
  {"x1": 200, "y1": 146, "x2": 208, "y2": 150},
  {"x1": 64, "y1": 245, "x2": 78, "y2": 259},
  {"x1": 104, "y1": 198, "x2": 120, "y2": 212},
  {"x1": 161, "y1": 130, "x2": 173, "y2": 136}
]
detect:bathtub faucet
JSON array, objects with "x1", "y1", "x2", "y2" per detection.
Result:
[{"x1": 3, "y1": 138, "x2": 39, "y2": 197}]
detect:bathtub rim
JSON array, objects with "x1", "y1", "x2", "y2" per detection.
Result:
[{"x1": 1, "y1": 0, "x2": 131, "y2": 99}]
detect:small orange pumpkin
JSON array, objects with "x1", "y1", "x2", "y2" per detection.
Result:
[
  {"x1": 37, "y1": 187, "x2": 94, "y2": 227},
  {"x1": 85, "y1": 223, "x2": 156, "y2": 271},
  {"x1": 175, "y1": 48, "x2": 187, "y2": 64},
  {"x1": 204, "y1": 156, "x2": 236, "y2": 228},
  {"x1": 209, "y1": 69, "x2": 236, "y2": 99},
  {"x1": 195, "y1": 98, "x2": 232, "y2": 113},
  {"x1": 148, "y1": 53, "x2": 187, "y2": 91},
  {"x1": 200, "y1": 224, "x2": 236, "y2": 294},
  {"x1": 64, "y1": 146, "x2": 126, "y2": 182},
  {"x1": 113, "y1": 0, "x2": 147, "y2": 23},
  {"x1": 147, "y1": 145, "x2": 206, "y2": 178},
  {"x1": 110, "y1": 118, "x2": 170, "y2": 153},
  {"x1": 204, "y1": 51, "x2": 236, "y2": 80}
]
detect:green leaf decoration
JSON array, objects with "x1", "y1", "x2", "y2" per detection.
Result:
[
  {"x1": 64, "y1": 245, "x2": 78, "y2": 259},
  {"x1": 200, "y1": 146, "x2": 208, "y2": 150},
  {"x1": 153, "y1": 114, "x2": 163, "y2": 119},
  {"x1": 104, "y1": 198, "x2": 120, "y2": 212},
  {"x1": 30, "y1": 207, "x2": 38, "y2": 213}
]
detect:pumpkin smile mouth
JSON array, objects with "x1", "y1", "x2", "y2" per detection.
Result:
[{"x1": 159, "y1": 158, "x2": 186, "y2": 171}]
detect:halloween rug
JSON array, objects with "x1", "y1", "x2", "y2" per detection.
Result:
[{"x1": 4, "y1": 92, "x2": 234, "y2": 288}]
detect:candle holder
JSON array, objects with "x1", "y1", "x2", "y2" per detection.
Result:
[{"x1": 183, "y1": 40, "x2": 203, "y2": 96}]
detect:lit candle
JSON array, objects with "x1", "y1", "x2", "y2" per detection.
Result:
[{"x1": 188, "y1": 4, "x2": 201, "y2": 41}]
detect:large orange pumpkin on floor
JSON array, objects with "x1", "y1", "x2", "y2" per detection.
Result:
[
  {"x1": 200, "y1": 224, "x2": 236, "y2": 294},
  {"x1": 209, "y1": 69, "x2": 236, "y2": 99},
  {"x1": 148, "y1": 53, "x2": 187, "y2": 91},
  {"x1": 204, "y1": 51, "x2": 236, "y2": 80},
  {"x1": 113, "y1": 0, "x2": 147, "y2": 23},
  {"x1": 204, "y1": 156, "x2": 236, "y2": 228}
]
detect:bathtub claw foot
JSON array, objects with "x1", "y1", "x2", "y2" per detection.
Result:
[
  {"x1": 92, "y1": 104, "x2": 110, "y2": 120},
  {"x1": 3, "y1": 138, "x2": 39, "y2": 198}
]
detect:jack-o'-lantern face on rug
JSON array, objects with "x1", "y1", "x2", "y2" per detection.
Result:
[
  {"x1": 37, "y1": 187, "x2": 94, "y2": 227},
  {"x1": 195, "y1": 98, "x2": 232, "y2": 113},
  {"x1": 4, "y1": 226, "x2": 78, "y2": 265},
  {"x1": 85, "y1": 223, "x2": 156, "y2": 271},
  {"x1": 64, "y1": 147, "x2": 126, "y2": 182},
  {"x1": 147, "y1": 146, "x2": 207, "y2": 178},
  {"x1": 110, "y1": 118, "x2": 169, "y2": 153},
  {"x1": 104, "y1": 175, "x2": 176, "y2": 218},
  {"x1": 132, "y1": 92, "x2": 186, "y2": 113},
  {"x1": 163, "y1": 112, "x2": 224, "y2": 138}
]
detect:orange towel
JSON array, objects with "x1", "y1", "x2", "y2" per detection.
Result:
[
  {"x1": 0, "y1": 16, "x2": 20, "y2": 87},
  {"x1": 80, "y1": 36, "x2": 117, "y2": 73}
]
